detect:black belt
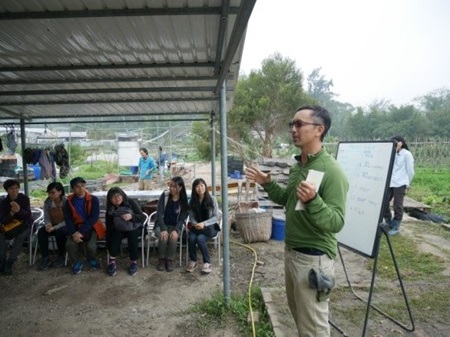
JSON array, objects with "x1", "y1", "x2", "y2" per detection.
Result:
[{"x1": 293, "y1": 247, "x2": 324, "y2": 256}]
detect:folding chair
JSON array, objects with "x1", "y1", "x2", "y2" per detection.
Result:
[
  {"x1": 211, "y1": 210, "x2": 223, "y2": 266},
  {"x1": 145, "y1": 211, "x2": 157, "y2": 267},
  {"x1": 29, "y1": 208, "x2": 44, "y2": 266},
  {"x1": 139, "y1": 212, "x2": 149, "y2": 268},
  {"x1": 178, "y1": 216, "x2": 190, "y2": 266},
  {"x1": 182, "y1": 210, "x2": 222, "y2": 267},
  {"x1": 99, "y1": 211, "x2": 148, "y2": 268}
]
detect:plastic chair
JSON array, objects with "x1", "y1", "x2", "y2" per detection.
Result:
[{"x1": 145, "y1": 212, "x2": 158, "y2": 267}]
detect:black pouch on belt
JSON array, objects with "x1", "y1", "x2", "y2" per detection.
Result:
[{"x1": 308, "y1": 267, "x2": 335, "y2": 302}]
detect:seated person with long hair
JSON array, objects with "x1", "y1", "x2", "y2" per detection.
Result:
[
  {"x1": 155, "y1": 176, "x2": 189, "y2": 272},
  {"x1": 186, "y1": 178, "x2": 220, "y2": 275},
  {"x1": 105, "y1": 187, "x2": 146, "y2": 276}
]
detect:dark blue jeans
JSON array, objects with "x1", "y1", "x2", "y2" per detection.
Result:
[{"x1": 188, "y1": 227, "x2": 217, "y2": 264}]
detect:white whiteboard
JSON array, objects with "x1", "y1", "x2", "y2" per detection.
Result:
[
  {"x1": 118, "y1": 141, "x2": 140, "y2": 167},
  {"x1": 336, "y1": 141, "x2": 396, "y2": 258}
]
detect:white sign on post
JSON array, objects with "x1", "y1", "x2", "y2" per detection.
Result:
[{"x1": 118, "y1": 141, "x2": 140, "y2": 167}]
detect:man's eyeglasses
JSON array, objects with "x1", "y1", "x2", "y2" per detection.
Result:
[{"x1": 288, "y1": 120, "x2": 322, "y2": 129}]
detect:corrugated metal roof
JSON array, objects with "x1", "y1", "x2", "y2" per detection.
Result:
[{"x1": 0, "y1": 0, "x2": 256, "y2": 124}]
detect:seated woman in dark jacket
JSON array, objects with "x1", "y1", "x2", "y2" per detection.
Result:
[
  {"x1": 186, "y1": 178, "x2": 220, "y2": 275},
  {"x1": 0, "y1": 179, "x2": 33, "y2": 275},
  {"x1": 105, "y1": 187, "x2": 146, "y2": 276},
  {"x1": 154, "y1": 176, "x2": 189, "y2": 272}
]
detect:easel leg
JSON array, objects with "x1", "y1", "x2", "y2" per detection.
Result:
[{"x1": 334, "y1": 228, "x2": 415, "y2": 337}]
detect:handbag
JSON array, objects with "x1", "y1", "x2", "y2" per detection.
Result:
[
  {"x1": 112, "y1": 206, "x2": 142, "y2": 232},
  {"x1": 113, "y1": 216, "x2": 141, "y2": 232},
  {"x1": 1, "y1": 218, "x2": 28, "y2": 239}
]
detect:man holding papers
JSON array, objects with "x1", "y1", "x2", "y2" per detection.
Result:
[{"x1": 245, "y1": 105, "x2": 348, "y2": 337}]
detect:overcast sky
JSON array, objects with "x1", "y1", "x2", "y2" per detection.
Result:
[{"x1": 240, "y1": 0, "x2": 450, "y2": 107}]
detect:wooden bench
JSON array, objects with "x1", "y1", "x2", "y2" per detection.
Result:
[
  {"x1": 207, "y1": 182, "x2": 240, "y2": 199},
  {"x1": 390, "y1": 196, "x2": 431, "y2": 212}
]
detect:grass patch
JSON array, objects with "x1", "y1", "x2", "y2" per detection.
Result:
[
  {"x1": 372, "y1": 234, "x2": 446, "y2": 280},
  {"x1": 334, "y1": 226, "x2": 450, "y2": 328},
  {"x1": 190, "y1": 287, "x2": 275, "y2": 337},
  {"x1": 409, "y1": 166, "x2": 450, "y2": 219}
]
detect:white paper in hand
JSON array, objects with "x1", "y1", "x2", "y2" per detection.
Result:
[{"x1": 295, "y1": 169, "x2": 325, "y2": 211}]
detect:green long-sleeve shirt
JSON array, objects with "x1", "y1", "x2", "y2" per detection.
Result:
[{"x1": 263, "y1": 148, "x2": 349, "y2": 258}]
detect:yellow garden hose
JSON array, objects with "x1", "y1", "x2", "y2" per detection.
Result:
[{"x1": 231, "y1": 240, "x2": 259, "y2": 337}]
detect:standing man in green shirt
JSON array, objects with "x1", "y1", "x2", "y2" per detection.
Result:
[{"x1": 246, "y1": 105, "x2": 348, "y2": 337}]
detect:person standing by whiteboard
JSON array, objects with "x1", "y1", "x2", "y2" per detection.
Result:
[
  {"x1": 158, "y1": 146, "x2": 167, "y2": 183},
  {"x1": 137, "y1": 148, "x2": 156, "y2": 191},
  {"x1": 245, "y1": 105, "x2": 349, "y2": 337},
  {"x1": 383, "y1": 136, "x2": 415, "y2": 236}
]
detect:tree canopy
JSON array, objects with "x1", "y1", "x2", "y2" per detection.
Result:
[
  {"x1": 190, "y1": 52, "x2": 450, "y2": 161},
  {"x1": 228, "y1": 53, "x2": 310, "y2": 158}
]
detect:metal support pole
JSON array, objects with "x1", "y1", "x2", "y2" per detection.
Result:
[
  {"x1": 210, "y1": 111, "x2": 216, "y2": 195},
  {"x1": 219, "y1": 84, "x2": 230, "y2": 303},
  {"x1": 19, "y1": 119, "x2": 29, "y2": 195}
]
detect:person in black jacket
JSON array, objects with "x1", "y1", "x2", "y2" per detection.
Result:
[
  {"x1": 154, "y1": 176, "x2": 189, "y2": 272},
  {"x1": 105, "y1": 187, "x2": 146, "y2": 276},
  {"x1": 0, "y1": 179, "x2": 33, "y2": 275}
]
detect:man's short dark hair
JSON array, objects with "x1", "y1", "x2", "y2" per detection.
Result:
[
  {"x1": 70, "y1": 177, "x2": 86, "y2": 189},
  {"x1": 296, "y1": 105, "x2": 331, "y2": 141},
  {"x1": 3, "y1": 179, "x2": 20, "y2": 191},
  {"x1": 139, "y1": 147, "x2": 148, "y2": 155}
]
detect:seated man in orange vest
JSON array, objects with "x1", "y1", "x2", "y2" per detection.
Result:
[{"x1": 65, "y1": 177, "x2": 105, "y2": 275}]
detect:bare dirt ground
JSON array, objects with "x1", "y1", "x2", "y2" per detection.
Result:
[{"x1": 1, "y1": 163, "x2": 449, "y2": 337}]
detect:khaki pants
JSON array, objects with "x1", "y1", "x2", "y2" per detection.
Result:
[
  {"x1": 285, "y1": 248, "x2": 335, "y2": 337},
  {"x1": 138, "y1": 178, "x2": 152, "y2": 190},
  {"x1": 66, "y1": 231, "x2": 98, "y2": 263}
]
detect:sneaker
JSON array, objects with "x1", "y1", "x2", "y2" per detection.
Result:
[
  {"x1": 165, "y1": 259, "x2": 174, "y2": 272},
  {"x1": 4, "y1": 259, "x2": 15, "y2": 276},
  {"x1": 71, "y1": 260, "x2": 83, "y2": 275},
  {"x1": 128, "y1": 261, "x2": 138, "y2": 276},
  {"x1": 107, "y1": 261, "x2": 117, "y2": 276},
  {"x1": 186, "y1": 260, "x2": 197, "y2": 273},
  {"x1": 202, "y1": 263, "x2": 212, "y2": 274},
  {"x1": 38, "y1": 257, "x2": 51, "y2": 271},
  {"x1": 156, "y1": 258, "x2": 166, "y2": 271},
  {"x1": 388, "y1": 229, "x2": 400, "y2": 236},
  {"x1": 53, "y1": 256, "x2": 65, "y2": 268},
  {"x1": 88, "y1": 258, "x2": 100, "y2": 270}
]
